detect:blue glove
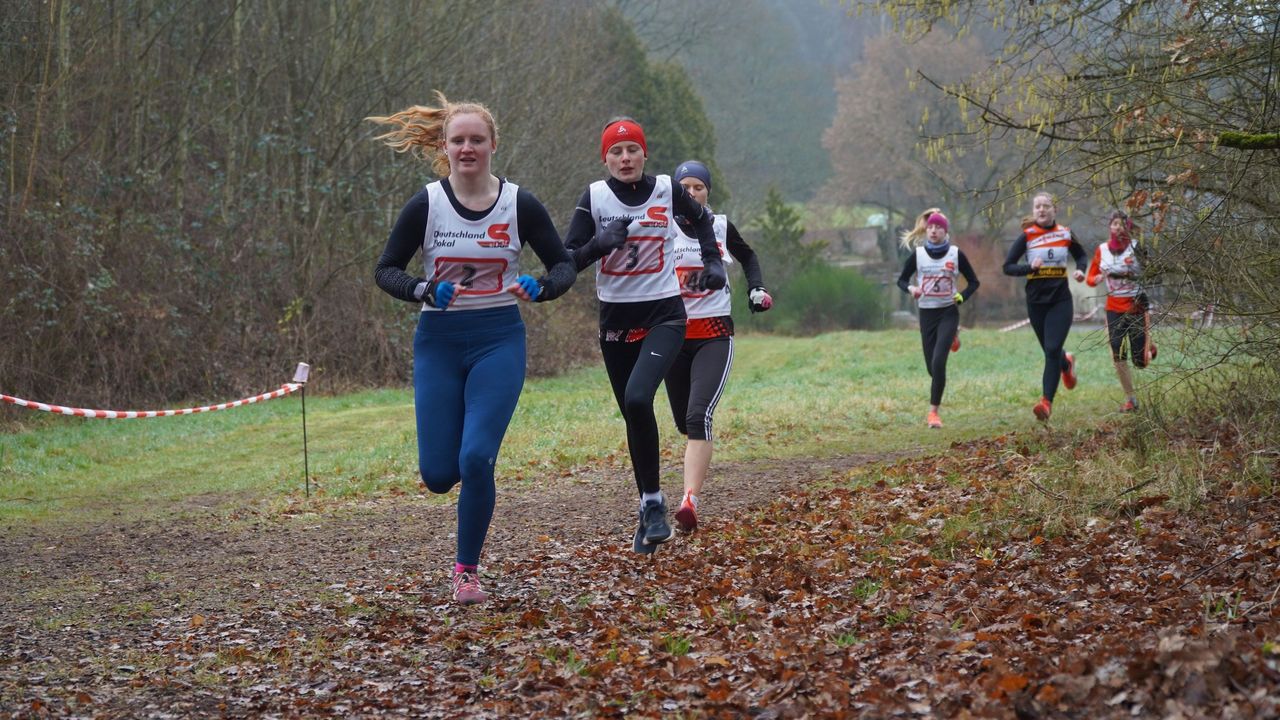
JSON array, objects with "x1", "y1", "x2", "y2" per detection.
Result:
[
  {"x1": 510, "y1": 274, "x2": 541, "y2": 302},
  {"x1": 699, "y1": 258, "x2": 727, "y2": 291},
  {"x1": 429, "y1": 280, "x2": 456, "y2": 309}
]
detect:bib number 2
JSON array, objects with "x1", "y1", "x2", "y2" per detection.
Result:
[{"x1": 433, "y1": 257, "x2": 507, "y2": 295}]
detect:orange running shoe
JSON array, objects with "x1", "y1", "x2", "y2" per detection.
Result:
[
  {"x1": 927, "y1": 410, "x2": 943, "y2": 429},
  {"x1": 1033, "y1": 397, "x2": 1052, "y2": 421},
  {"x1": 1061, "y1": 352, "x2": 1077, "y2": 390}
]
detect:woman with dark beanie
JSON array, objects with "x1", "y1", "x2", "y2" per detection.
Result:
[
  {"x1": 896, "y1": 209, "x2": 979, "y2": 428},
  {"x1": 663, "y1": 160, "x2": 772, "y2": 532}
]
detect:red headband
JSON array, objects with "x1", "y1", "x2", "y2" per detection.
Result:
[{"x1": 601, "y1": 120, "x2": 647, "y2": 161}]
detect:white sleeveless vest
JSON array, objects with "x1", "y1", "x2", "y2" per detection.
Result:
[
  {"x1": 588, "y1": 175, "x2": 681, "y2": 303},
  {"x1": 1024, "y1": 223, "x2": 1072, "y2": 279},
  {"x1": 915, "y1": 244, "x2": 960, "y2": 309},
  {"x1": 1098, "y1": 242, "x2": 1141, "y2": 298},
  {"x1": 421, "y1": 180, "x2": 521, "y2": 311},
  {"x1": 672, "y1": 214, "x2": 732, "y2": 319}
]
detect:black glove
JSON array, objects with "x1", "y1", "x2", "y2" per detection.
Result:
[
  {"x1": 594, "y1": 218, "x2": 629, "y2": 254},
  {"x1": 699, "y1": 258, "x2": 727, "y2": 291}
]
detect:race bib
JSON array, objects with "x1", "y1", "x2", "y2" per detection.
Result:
[
  {"x1": 601, "y1": 235, "x2": 666, "y2": 276},
  {"x1": 921, "y1": 274, "x2": 955, "y2": 297},
  {"x1": 433, "y1": 256, "x2": 508, "y2": 295}
]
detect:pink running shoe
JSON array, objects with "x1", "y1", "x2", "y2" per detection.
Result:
[
  {"x1": 674, "y1": 494, "x2": 699, "y2": 533},
  {"x1": 451, "y1": 571, "x2": 488, "y2": 606}
]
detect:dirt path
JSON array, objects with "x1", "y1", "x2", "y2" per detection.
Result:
[
  {"x1": 0, "y1": 450, "x2": 916, "y2": 715},
  {"x1": 5, "y1": 436, "x2": 1276, "y2": 719}
]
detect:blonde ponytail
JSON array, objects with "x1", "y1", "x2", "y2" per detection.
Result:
[
  {"x1": 900, "y1": 207, "x2": 941, "y2": 249},
  {"x1": 366, "y1": 91, "x2": 499, "y2": 178}
]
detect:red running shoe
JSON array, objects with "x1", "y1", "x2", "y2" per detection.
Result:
[
  {"x1": 1121, "y1": 399, "x2": 1138, "y2": 413},
  {"x1": 674, "y1": 494, "x2": 699, "y2": 533},
  {"x1": 1061, "y1": 352, "x2": 1077, "y2": 390},
  {"x1": 1033, "y1": 397, "x2": 1052, "y2": 421},
  {"x1": 927, "y1": 410, "x2": 943, "y2": 429},
  {"x1": 951, "y1": 331, "x2": 961, "y2": 353}
]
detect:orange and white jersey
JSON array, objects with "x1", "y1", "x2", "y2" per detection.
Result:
[
  {"x1": 589, "y1": 174, "x2": 681, "y2": 303},
  {"x1": 1098, "y1": 242, "x2": 1141, "y2": 298},
  {"x1": 1024, "y1": 223, "x2": 1073, "y2": 280},
  {"x1": 914, "y1": 245, "x2": 960, "y2": 309},
  {"x1": 672, "y1": 214, "x2": 732, "y2": 319},
  {"x1": 422, "y1": 180, "x2": 521, "y2": 311}
]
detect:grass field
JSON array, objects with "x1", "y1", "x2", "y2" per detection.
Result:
[{"x1": 0, "y1": 326, "x2": 1172, "y2": 524}]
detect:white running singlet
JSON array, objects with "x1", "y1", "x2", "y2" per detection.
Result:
[
  {"x1": 1098, "y1": 242, "x2": 1141, "y2": 298},
  {"x1": 589, "y1": 175, "x2": 681, "y2": 303},
  {"x1": 915, "y1": 245, "x2": 960, "y2": 309},
  {"x1": 422, "y1": 180, "x2": 522, "y2": 311},
  {"x1": 672, "y1": 214, "x2": 733, "y2": 319}
]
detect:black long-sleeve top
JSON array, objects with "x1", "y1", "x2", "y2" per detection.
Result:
[
  {"x1": 1002, "y1": 224, "x2": 1088, "y2": 305},
  {"x1": 564, "y1": 174, "x2": 718, "y2": 330},
  {"x1": 896, "y1": 244, "x2": 980, "y2": 301},
  {"x1": 373, "y1": 178, "x2": 575, "y2": 304}
]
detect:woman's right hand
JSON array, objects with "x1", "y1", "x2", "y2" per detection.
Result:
[
  {"x1": 908, "y1": 284, "x2": 922, "y2": 299},
  {"x1": 1030, "y1": 257, "x2": 1044, "y2": 269},
  {"x1": 597, "y1": 218, "x2": 629, "y2": 253}
]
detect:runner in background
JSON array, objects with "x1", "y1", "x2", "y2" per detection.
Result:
[
  {"x1": 562, "y1": 119, "x2": 726, "y2": 554},
  {"x1": 369, "y1": 92, "x2": 575, "y2": 605},
  {"x1": 1003, "y1": 191, "x2": 1088, "y2": 421},
  {"x1": 664, "y1": 160, "x2": 772, "y2": 532},
  {"x1": 1086, "y1": 210, "x2": 1157, "y2": 412},
  {"x1": 897, "y1": 209, "x2": 979, "y2": 428}
]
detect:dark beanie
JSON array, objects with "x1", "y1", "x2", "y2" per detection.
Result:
[{"x1": 673, "y1": 160, "x2": 712, "y2": 191}]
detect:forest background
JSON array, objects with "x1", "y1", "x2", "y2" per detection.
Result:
[{"x1": 2, "y1": 0, "x2": 1277, "y2": 416}]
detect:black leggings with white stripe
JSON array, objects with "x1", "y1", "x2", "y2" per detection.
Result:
[{"x1": 664, "y1": 335, "x2": 734, "y2": 442}]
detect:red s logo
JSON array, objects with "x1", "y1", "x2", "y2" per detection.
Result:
[
  {"x1": 646, "y1": 206, "x2": 669, "y2": 224},
  {"x1": 487, "y1": 224, "x2": 511, "y2": 244}
]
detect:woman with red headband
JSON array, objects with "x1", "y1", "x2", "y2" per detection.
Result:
[
  {"x1": 663, "y1": 159, "x2": 772, "y2": 533},
  {"x1": 1003, "y1": 191, "x2": 1089, "y2": 421},
  {"x1": 1086, "y1": 210, "x2": 1157, "y2": 412},
  {"x1": 564, "y1": 118, "x2": 726, "y2": 554},
  {"x1": 896, "y1": 209, "x2": 979, "y2": 429}
]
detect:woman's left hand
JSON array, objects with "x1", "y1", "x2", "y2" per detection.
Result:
[
  {"x1": 506, "y1": 274, "x2": 542, "y2": 302},
  {"x1": 1072, "y1": 269, "x2": 1086, "y2": 282}
]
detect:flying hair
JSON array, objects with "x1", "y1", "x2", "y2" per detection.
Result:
[
  {"x1": 900, "y1": 207, "x2": 942, "y2": 249},
  {"x1": 366, "y1": 90, "x2": 498, "y2": 178}
]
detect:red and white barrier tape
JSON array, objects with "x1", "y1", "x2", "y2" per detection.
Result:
[{"x1": 0, "y1": 383, "x2": 302, "y2": 419}]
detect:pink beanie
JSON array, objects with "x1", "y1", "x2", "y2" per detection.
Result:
[{"x1": 926, "y1": 212, "x2": 949, "y2": 233}]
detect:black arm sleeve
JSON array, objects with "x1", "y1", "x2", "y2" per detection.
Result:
[
  {"x1": 724, "y1": 221, "x2": 765, "y2": 289},
  {"x1": 1069, "y1": 231, "x2": 1088, "y2": 272},
  {"x1": 896, "y1": 253, "x2": 918, "y2": 294},
  {"x1": 1002, "y1": 233, "x2": 1031, "y2": 277},
  {"x1": 958, "y1": 250, "x2": 980, "y2": 302},
  {"x1": 563, "y1": 189, "x2": 602, "y2": 272},
  {"x1": 515, "y1": 189, "x2": 575, "y2": 302},
  {"x1": 672, "y1": 183, "x2": 717, "y2": 262},
  {"x1": 373, "y1": 189, "x2": 430, "y2": 303}
]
